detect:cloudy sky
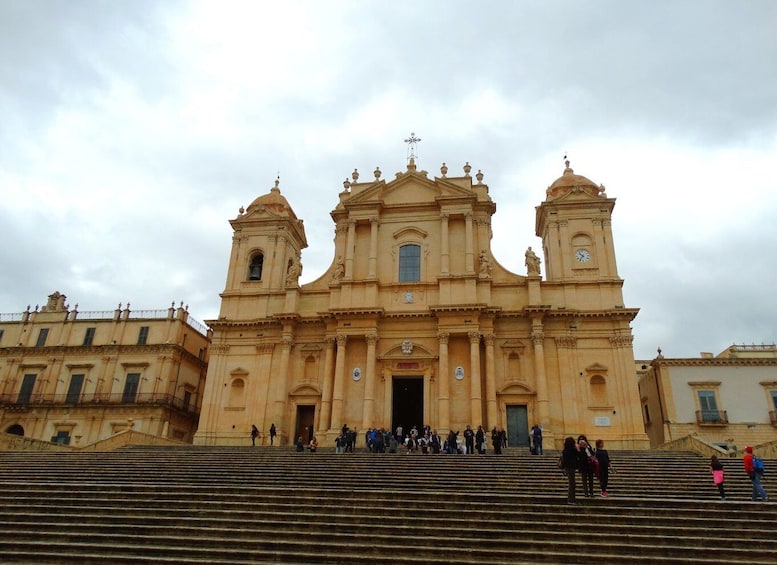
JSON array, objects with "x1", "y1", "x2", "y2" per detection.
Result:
[{"x1": 1, "y1": 1, "x2": 775, "y2": 360}]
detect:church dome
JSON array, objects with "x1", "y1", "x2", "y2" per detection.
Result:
[
  {"x1": 246, "y1": 179, "x2": 298, "y2": 219},
  {"x1": 545, "y1": 161, "x2": 604, "y2": 200}
]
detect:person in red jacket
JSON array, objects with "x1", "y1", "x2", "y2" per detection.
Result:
[{"x1": 743, "y1": 446, "x2": 768, "y2": 501}]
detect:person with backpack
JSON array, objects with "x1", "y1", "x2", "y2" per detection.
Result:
[{"x1": 743, "y1": 446, "x2": 768, "y2": 502}]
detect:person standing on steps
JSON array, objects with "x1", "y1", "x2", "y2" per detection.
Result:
[
  {"x1": 743, "y1": 446, "x2": 768, "y2": 501},
  {"x1": 269, "y1": 423, "x2": 277, "y2": 446},
  {"x1": 710, "y1": 454, "x2": 726, "y2": 500},
  {"x1": 464, "y1": 425, "x2": 475, "y2": 454},
  {"x1": 475, "y1": 425, "x2": 486, "y2": 455},
  {"x1": 594, "y1": 439, "x2": 612, "y2": 497},
  {"x1": 561, "y1": 436, "x2": 579, "y2": 504},
  {"x1": 531, "y1": 424, "x2": 543, "y2": 455},
  {"x1": 296, "y1": 436, "x2": 304, "y2": 452},
  {"x1": 251, "y1": 424, "x2": 259, "y2": 446},
  {"x1": 577, "y1": 435, "x2": 596, "y2": 498}
]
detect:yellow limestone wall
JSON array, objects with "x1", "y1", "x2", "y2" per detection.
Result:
[{"x1": 195, "y1": 160, "x2": 649, "y2": 449}]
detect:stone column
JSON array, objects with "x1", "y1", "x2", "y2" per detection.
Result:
[
  {"x1": 361, "y1": 332, "x2": 378, "y2": 429},
  {"x1": 484, "y1": 333, "x2": 497, "y2": 428},
  {"x1": 367, "y1": 218, "x2": 379, "y2": 279},
  {"x1": 465, "y1": 213, "x2": 474, "y2": 273},
  {"x1": 440, "y1": 213, "x2": 450, "y2": 275},
  {"x1": 532, "y1": 323, "x2": 549, "y2": 427},
  {"x1": 437, "y1": 331, "x2": 450, "y2": 431},
  {"x1": 318, "y1": 337, "x2": 335, "y2": 433},
  {"x1": 469, "y1": 331, "x2": 482, "y2": 425},
  {"x1": 344, "y1": 220, "x2": 356, "y2": 280},
  {"x1": 273, "y1": 334, "x2": 293, "y2": 433},
  {"x1": 331, "y1": 334, "x2": 348, "y2": 429}
]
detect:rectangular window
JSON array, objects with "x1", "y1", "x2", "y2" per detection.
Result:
[
  {"x1": 122, "y1": 373, "x2": 140, "y2": 403},
  {"x1": 771, "y1": 390, "x2": 777, "y2": 412},
  {"x1": 399, "y1": 244, "x2": 421, "y2": 282},
  {"x1": 35, "y1": 328, "x2": 49, "y2": 347},
  {"x1": 137, "y1": 326, "x2": 149, "y2": 345},
  {"x1": 698, "y1": 390, "x2": 720, "y2": 422},
  {"x1": 83, "y1": 327, "x2": 96, "y2": 347},
  {"x1": 66, "y1": 374, "x2": 84, "y2": 404},
  {"x1": 51, "y1": 430, "x2": 71, "y2": 445},
  {"x1": 643, "y1": 404, "x2": 651, "y2": 424},
  {"x1": 183, "y1": 390, "x2": 192, "y2": 412},
  {"x1": 18, "y1": 374, "x2": 37, "y2": 404},
  {"x1": 0, "y1": 329, "x2": 4, "y2": 344}
]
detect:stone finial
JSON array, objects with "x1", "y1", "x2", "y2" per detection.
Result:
[
  {"x1": 343, "y1": 179, "x2": 351, "y2": 190},
  {"x1": 374, "y1": 166, "x2": 381, "y2": 180},
  {"x1": 476, "y1": 170, "x2": 484, "y2": 184},
  {"x1": 239, "y1": 206, "x2": 245, "y2": 215},
  {"x1": 352, "y1": 168, "x2": 359, "y2": 182},
  {"x1": 463, "y1": 162, "x2": 472, "y2": 176},
  {"x1": 440, "y1": 162, "x2": 448, "y2": 177}
]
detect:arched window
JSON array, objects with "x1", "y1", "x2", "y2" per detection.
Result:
[
  {"x1": 399, "y1": 244, "x2": 421, "y2": 282},
  {"x1": 248, "y1": 253, "x2": 264, "y2": 281}
]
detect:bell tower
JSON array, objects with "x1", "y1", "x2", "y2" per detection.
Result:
[
  {"x1": 218, "y1": 178, "x2": 308, "y2": 320},
  {"x1": 535, "y1": 161, "x2": 619, "y2": 283}
]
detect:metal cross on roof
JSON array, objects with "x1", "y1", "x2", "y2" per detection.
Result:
[{"x1": 404, "y1": 132, "x2": 421, "y2": 162}]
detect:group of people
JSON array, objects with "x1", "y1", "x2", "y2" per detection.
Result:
[
  {"x1": 708, "y1": 445, "x2": 769, "y2": 502},
  {"x1": 250, "y1": 423, "x2": 277, "y2": 446},
  {"x1": 560, "y1": 435, "x2": 612, "y2": 504}
]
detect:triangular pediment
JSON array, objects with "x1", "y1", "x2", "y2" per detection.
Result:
[{"x1": 344, "y1": 170, "x2": 475, "y2": 208}]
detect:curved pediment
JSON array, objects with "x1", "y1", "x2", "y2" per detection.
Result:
[
  {"x1": 289, "y1": 384, "x2": 321, "y2": 396},
  {"x1": 499, "y1": 381, "x2": 535, "y2": 395},
  {"x1": 381, "y1": 340, "x2": 435, "y2": 359}
]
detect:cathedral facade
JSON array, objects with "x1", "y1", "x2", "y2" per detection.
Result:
[{"x1": 194, "y1": 157, "x2": 649, "y2": 449}]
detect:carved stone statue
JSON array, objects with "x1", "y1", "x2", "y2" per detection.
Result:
[
  {"x1": 525, "y1": 246, "x2": 541, "y2": 275},
  {"x1": 331, "y1": 256, "x2": 345, "y2": 282},
  {"x1": 479, "y1": 250, "x2": 492, "y2": 277},
  {"x1": 286, "y1": 258, "x2": 301, "y2": 286}
]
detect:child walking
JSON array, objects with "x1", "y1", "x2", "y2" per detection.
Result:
[{"x1": 710, "y1": 454, "x2": 726, "y2": 500}]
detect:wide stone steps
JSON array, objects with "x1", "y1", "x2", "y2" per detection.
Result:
[{"x1": 0, "y1": 448, "x2": 775, "y2": 563}]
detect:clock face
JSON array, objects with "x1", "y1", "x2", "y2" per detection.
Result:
[{"x1": 575, "y1": 249, "x2": 591, "y2": 263}]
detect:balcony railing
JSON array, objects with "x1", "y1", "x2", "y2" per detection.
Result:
[
  {"x1": 0, "y1": 393, "x2": 198, "y2": 415},
  {"x1": 695, "y1": 409, "x2": 729, "y2": 425}
]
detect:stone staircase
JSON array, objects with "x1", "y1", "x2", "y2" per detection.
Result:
[{"x1": 0, "y1": 446, "x2": 775, "y2": 563}]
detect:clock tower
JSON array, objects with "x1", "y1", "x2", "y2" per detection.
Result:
[{"x1": 535, "y1": 161, "x2": 620, "y2": 282}]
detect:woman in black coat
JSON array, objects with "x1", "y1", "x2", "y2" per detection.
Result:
[{"x1": 561, "y1": 436, "x2": 579, "y2": 504}]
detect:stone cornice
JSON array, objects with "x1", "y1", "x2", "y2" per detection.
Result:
[{"x1": 652, "y1": 358, "x2": 777, "y2": 367}]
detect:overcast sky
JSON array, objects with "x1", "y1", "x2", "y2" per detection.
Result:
[{"x1": 1, "y1": 1, "x2": 775, "y2": 360}]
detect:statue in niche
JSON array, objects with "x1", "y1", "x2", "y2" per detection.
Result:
[
  {"x1": 478, "y1": 250, "x2": 492, "y2": 277},
  {"x1": 525, "y1": 247, "x2": 541, "y2": 275},
  {"x1": 330, "y1": 256, "x2": 345, "y2": 282},
  {"x1": 286, "y1": 257, "x2": 301, "y2": 286}
]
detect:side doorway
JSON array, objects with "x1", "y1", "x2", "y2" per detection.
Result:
[
  {"x1": 506, "y1": 405, "x2": 529, "y2": 450},
  {"x1": 295, "y1": 405, "x2": 316, "y2": 445}
]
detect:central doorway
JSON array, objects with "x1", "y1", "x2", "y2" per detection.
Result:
[
  {"x1": 506, "y1": 405, "x2": 529, "y2": 449},
  {"x1": 392, "y1": 377, "x2": 423, "y2": 436}
]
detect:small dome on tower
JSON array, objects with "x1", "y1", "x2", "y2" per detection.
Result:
[
  {"x1": 546, "y1": 160, "x2": 604, "y2": 200},
  {"x1": 245, "y1": 178, "x2": 299, "y2": 219}
]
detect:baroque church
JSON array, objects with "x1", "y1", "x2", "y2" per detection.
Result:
[{"x1": 194, "y1": 153, "x2": 649, "y2": 450}]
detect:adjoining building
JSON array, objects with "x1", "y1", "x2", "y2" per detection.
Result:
[
  {"x1": 638, "y1": 344, "x2": 777, "y2": 449},
  {"x1": 0, "y1": 291, "x2": 210, "y2": 446},
  {"x1": 195, "y1": 157, "x2": 649, "y2": 449}
]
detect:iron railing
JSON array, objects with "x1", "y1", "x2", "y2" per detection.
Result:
[
  {"x1": 0, "y1": 392, "x2": 198, "y2": 414},
  {"x1": 695, "y1": 409, "x2": 728, "y2": 424}
]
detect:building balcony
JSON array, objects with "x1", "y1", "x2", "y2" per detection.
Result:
[
  {"x1": 695, "y1": 409, "x2": 728, "y2": 425},
  {"x1": 0, "y1": 393, "x2": 198, "y2": 415}
]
